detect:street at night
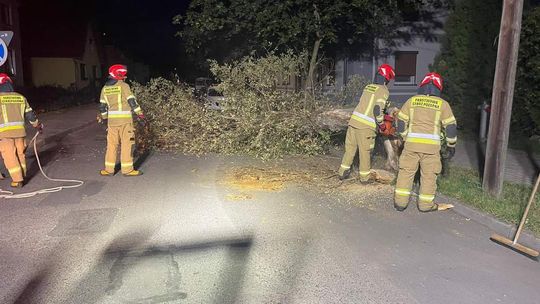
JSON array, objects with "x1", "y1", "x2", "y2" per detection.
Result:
[
  {"x1": 0, "y1": 0, "x2": 540, "y2": 303},
  {"x1": 0, "y1": 105, "x2": 537, "y2": 303}
]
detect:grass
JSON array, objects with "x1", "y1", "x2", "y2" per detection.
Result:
[{"x1": 438, "y1": 167, "x2": 540, "y2": 236}]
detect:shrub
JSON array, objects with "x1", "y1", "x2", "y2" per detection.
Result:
[
  {"x1": 432, "y1": 0, "x2": 502, "y2": 132},
  {"x1": 18, "y1": 85, "x2": 98, "y2": 112},
  {"x1": 334, "y1": 74, "x2": 369, "y2": 106},
  {"x1": 513, "y1": 7, "x2": 540, "y2": 136},
  {"x1": 133, "y1": 53, "x2": 332, "y2": 159}
]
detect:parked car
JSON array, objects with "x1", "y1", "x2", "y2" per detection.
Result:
[
  {"x1": 204, "y1": 87, "x2": 225, "y2": 111},
  {"x1": 194, "y1": 77, "x2": 212, "y2": 97}
]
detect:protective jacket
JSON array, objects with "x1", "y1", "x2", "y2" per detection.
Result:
[
  {"x1": 99, "y1": 79, "x2": 143, "y2": 126},
  {"x1": 397, "y1": 95, "x2": 457, "y2": 154},
  {"x1": 0, "y1": 92, "x2": 39, "y2": 138},
  {"x1": 349, "y1": 84, "x2": 389, "y2": 130}
]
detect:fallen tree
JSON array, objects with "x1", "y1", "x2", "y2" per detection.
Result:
[
  {"x1": 133, "y1": 52, "x2": 400, "y2": 173},
  {"x1": 133, "y1": 53, "x2": 332, "y2": 159}
]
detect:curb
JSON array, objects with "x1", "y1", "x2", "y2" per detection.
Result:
[{"x1": 438, "y1": 194, "x2": 540, "y2": 251}]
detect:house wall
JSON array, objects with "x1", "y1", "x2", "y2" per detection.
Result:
[
  {"x1": 29, "y1": 25, "x2": 103, "y2": 90},
  {"x1": 335, "y1": 37, "x2": 441, "y2": 105},
  {"x1": 78, "y1": 26, "x2": 102, "y2": 89},
  {"x1": 0, "y1": 0, "x2": 24, "y2": 86},
  {"x1": 335, "y1": 58, "x2": 373, "y2": 91},
  {"x1": 30, "y1": 57, "x2": 76, "y2": 88},
  {"x1": 383, "y1": 37, "x2": 441, "y2": 104}
]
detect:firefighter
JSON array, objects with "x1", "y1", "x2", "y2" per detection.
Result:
[
  {"x1": 99, "y1": 64, "x2": 146, "y2": 177},
  {"x1": 0, "y1": 73, "x2": 43, "y2": 188},
  {"x1": 394, "y1": 73, "x2": 457, "y2": 212},
  {"x1": 338, "y1": 64, "x2": 395, "y2": 183}
]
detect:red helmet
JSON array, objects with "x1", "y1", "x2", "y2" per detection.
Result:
[
  {"x1": 109, "y1": 64, "x2": 127, "y2": 80},
  {"x1": 0, "y1": 73, "x2": 12, "y2": 84},
  {"x1": 420, "y1": 72, "x2": 443, "y2": 91},
  {"x1": 378, "y1": 64, "x2": 395, "y2": 82}
]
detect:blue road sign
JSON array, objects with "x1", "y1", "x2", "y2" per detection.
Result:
[
  {"x1": 0, "y1": 39, "x2": 7, "y2": 67},
  {"x1": 0, "y1": 31, "x2": 13, "y2": 67}
]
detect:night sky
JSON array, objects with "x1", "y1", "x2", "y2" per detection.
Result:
[{"x1": 21, "y1": 0, "x2": 191, "y2": 78}]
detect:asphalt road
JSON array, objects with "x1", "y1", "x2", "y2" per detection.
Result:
[{"x1": 0, "y1": 113, "x2": 539, "y2": 304}]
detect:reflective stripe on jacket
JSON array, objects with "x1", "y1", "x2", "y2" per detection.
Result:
[
  {"x1": 348, "y1": 84, "x2": 389, "y2": 130},
  {"x1": 398, "y1": 95, "x2": 457, "y2": 154},
  {"x1": 0, "y1": 93, "x2": 34, "y2": 138},
  {"x1": 100, "y1": 80, "x2": 142, "y2": 126}
]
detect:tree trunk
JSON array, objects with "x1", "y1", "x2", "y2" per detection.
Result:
[
  {"x1": 306, "y1": 3, "x2": 322, "y2": 94},
  {"x1": 307, "y1": 37, "x2": 321, "y2": 93}
]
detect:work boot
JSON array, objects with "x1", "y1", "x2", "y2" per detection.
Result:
[
  {"x1": 100, "y1": 169, "x2": 114, "y2": 177},
  {"x1": 360, "y1": 178, "x2": 373, "y2": 185},
  {"x1": 338, "y1": 169, "x2": 351, "y2": 181},
  {"x1": 418, "y1": 203, "x2": 454, "y2": 213},
  {"x1": 10, "y1": 181, "x2": 23, "y2": 188},
  {"x1": 123, "y1": 170, "x2": 143, "y2": 177},
  {"x1": 394, "y1": 203, "x2": 407, "y2": 212}
]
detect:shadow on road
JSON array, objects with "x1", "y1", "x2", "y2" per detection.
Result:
[
  {"x1": 10, "y1": 229, "x2": 264, "y2": 304},
  {"x1": 134, "y1": 149, "x2": 153, "y2": 171},
  {"x1": 13, "y1": 270, "x2": 50, "y2": 304}
]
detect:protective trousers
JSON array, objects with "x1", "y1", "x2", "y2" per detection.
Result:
[
  {"x1": 104, "y1": 123, "x2": 135, "y2": 174},
  {"x1": 0, "y1": 138, "x2": 26, "y2": 182},
  {"x1": 339, "y1": 127, "x2": 375, "y2": 182},
  {"x1": 394, "y1": 149, "x2": 442, "y2": 211}
]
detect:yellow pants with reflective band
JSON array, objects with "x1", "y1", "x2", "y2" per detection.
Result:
[
  {"x1": 15, "y1": 138, "x2": 27, "y2": 176},
  {"x1": 104, "y1": 123, "x2": 135, "y2": 174},
  {"x1": 0, "y1": 137, "x2": 26, "y2": 182},
  {"x1": 394, "y1": 149, "x2": 441, "y2": 210},
  {"x1": 339, "y1": 127, "x2": 375, "y2": 181}
]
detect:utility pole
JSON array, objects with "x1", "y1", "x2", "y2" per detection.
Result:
[{"x1": 483, "y1": 0, "x2": 524, "y2": 197}]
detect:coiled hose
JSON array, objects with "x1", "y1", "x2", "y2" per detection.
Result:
[{"x1": 0, "y1": 127, "x2": 84, "y2": 199}]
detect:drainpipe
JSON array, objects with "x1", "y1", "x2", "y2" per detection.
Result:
[
  {"x1": 372, "y1": 38, "x2": 378, "y2": 81},
  {"x1": 479, "y1": 100, "x2": 490, "y2": 142}
]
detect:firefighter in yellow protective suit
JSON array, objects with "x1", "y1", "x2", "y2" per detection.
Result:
[
  {"x1": 394, "y1": 73, "x2": 457, "y2": 212},
  {"x1": 338, "y1": 64, "x2": 395, "y2": 183},
  {"x1": 0, "y1": 73, "x2": 43, "y2": 188},
  {"x1": 99, "y1": 64, "x2": 146, "y2": 177}
]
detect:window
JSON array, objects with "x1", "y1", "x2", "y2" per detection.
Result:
[
  {"x1": 394, "y1": 51, "x2": 418, "y2": 85},
  {"x1": 80, "y1": 63, "x2": 88, "y2": 80},
  {"x1": 0, "y1": 4, "x2": 11, "y2": 26}
]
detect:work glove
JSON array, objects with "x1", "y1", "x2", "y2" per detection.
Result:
[
  {"x1": 378, "y1": 123, "x2": 387, "y2": 133},
  {"x1": 445, "y1": 146, "x2": 456, "y2": 160},
  {"x1": 97, "y1": 114, "x2": 107, "y2": 124},
  {"x1": 34, "y1": 123, "x2": 44, "y2": 134},
  {"x1": 98, "y1": 117, "x2": 108, "y2": 132}
]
